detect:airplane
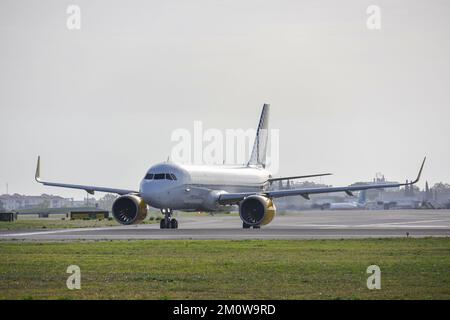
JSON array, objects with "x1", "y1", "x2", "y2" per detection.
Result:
[
  {"x1": 328, "y1": 190, "x2": 366, "y2": 210},
  {"x1": 35, "y1": 104, "x2": 426, "y2": 229}
]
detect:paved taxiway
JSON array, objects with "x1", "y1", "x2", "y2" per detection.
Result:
[{"x1": 1, "y1": 210, "x2": 450, "y2": 240}]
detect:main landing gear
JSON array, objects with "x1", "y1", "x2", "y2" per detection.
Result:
[{"x1": 160, "y1": 208, "x2": 178, "y2": 229}]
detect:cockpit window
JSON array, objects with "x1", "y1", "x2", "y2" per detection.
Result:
[
  {"x1": 144, "y1": 173, "x2": 154, "y2": 180},
  {"x1": 145, "y1": 173, "x2": 177, "y2": 181}
]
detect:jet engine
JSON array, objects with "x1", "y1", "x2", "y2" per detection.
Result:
[
  {"x1": 239, "y1": 195, "x2": 276, "y2": 227},
  {"x1": 112, "y1": 195, "x2": 148, "y2": 225}
]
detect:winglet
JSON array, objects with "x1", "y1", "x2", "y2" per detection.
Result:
[
  {"x1": 35, "y1": 156, "x2": 41, "y2": 182},
  {"x1": 409, "y1": 157, "x2": 426, "y2": 185}
]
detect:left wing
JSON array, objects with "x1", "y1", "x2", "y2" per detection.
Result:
[
  {"x1": 219, "y1": 157, "x2": 426, "y2": 205},
  {"x1": 35, "y1": 156, "x2": 139, "y2": 195},
  {"x1": 268, "y1": 173, "x2": 332, "y2": 183}
]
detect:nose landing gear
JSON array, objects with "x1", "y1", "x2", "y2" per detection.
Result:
[{"x1": 160, "y1": 208, "x2": 178, "y2": 229}]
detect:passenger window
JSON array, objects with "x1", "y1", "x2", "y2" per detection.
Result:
[
  {"x1": 154, "y1": 173, "x2": 165, "y2": 180},
  {"x1": 170, "y1": 174, "x2": 177, "y2": 180},
  {"x1": 165, "y1": 173, "x2": 173, "y2": 180},
  {"x1": 145, "y1": 173, "x2": 154, "y2": 180}
]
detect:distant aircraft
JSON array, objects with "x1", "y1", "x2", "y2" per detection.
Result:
[
  {"x1": 329, "y1": 190, "x2": 366, "y2": 210},
  {"x1": 35, "y1": 104, "x2": 426, "y2": 229}
]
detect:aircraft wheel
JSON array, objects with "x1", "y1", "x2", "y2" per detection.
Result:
[
  {"x1": 253, "y1": 225, "x2": 260, "y2": 229},
  {"x1": 170, "y1": 219, "x2": 178, "y2": 229},
  {"x1": 242, "y1": 222, "x2": 251, "y2": 229},
  {"x1": 160, "y1": 219, "x2": 166, "y2": 229}
]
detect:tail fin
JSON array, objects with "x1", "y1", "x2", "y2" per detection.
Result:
[
  {"x1": 358, "y1": 190, "x2": 367, "y2": 205},
  {"x1": 248, "y1": 103, "x2": 270, "y2": 167}
]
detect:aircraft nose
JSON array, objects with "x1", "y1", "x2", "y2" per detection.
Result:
[{"x1": 140, "y1": 181, "x2": 157, "y2": 202}]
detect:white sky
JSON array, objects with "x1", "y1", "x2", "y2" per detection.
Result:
[{"x1": 1, "y1": 0, "x2": 449, "y2": 198}]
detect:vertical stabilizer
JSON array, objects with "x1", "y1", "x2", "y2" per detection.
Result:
[
  {"x1": 358, "y1": 190, "x2": 367, "y2": 205},
  {"x1": 248, "y1": 104, "x2": 270, "y2": 167}
]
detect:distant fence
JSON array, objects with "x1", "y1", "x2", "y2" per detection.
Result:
[
  {"x1": 69, "y1": 211, "x2": 109, "y2": 220},
  {"x1": 0, "y1": 212, "x2": 17, "y2": 222},
  {"x1": 14, "y1": 207, "x2": 109, "y2": 217}
]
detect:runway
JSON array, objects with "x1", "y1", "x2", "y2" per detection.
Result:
[{"x1": 1, "y1": 210, "x2": 450, "y2": 241}]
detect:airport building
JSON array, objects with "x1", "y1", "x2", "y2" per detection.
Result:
[{"x1": 0, "y1": 194, "x2": 73, "y2": 211}]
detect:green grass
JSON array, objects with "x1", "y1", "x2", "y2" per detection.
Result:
[
  {"x1": 0, "y1": 238, "x2": 449, "y2": 300},
  {"x1": 0, "y1": 218, "x2": 158, "y2": 231},
  {"x1": 0, "y1": 219, "x2": 118, "y2": 230}
]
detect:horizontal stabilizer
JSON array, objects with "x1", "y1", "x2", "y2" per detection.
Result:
[{"x1": 268, "y1": 173, "x2": 332, "y2": 183}]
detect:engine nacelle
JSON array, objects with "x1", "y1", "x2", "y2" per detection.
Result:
[
  {"x1": 239, "y1": 195, "x2": 276, "y2": 226},
  {"x1": 112, "y1": 195, "x2": 148, "y2": 225}
]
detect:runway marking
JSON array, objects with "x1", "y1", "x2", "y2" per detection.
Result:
[
  {"x1": 355, "y1": 219, "x2": 450, "y2": 228},
  {"x1": 0, "y1": 226, "x2": 134, "y2": 237},
  {"x1": 272, "y1": 223, "x2": 450, "y2": 229},
  {"x1": 2, "y1": 222, "x2": 449, "y2": 238},
  {"x1": 2, "y1": 213, "x2": 450, "y2": 240},
  {"x1": 356, "y1": 225, "x2": 449, "y2": 228},
  {"x1": 8, "y1": 234, "x2": 447, "y2": 240}
]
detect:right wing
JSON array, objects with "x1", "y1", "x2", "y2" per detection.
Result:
[
  {"x1": 219, "y1": 157, "x2": 426, "y2": 205},
  {"x1": 35, "y1": 156, "x2": 139, "y2": 195}
]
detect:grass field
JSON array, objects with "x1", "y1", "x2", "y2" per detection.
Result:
[
  {"x1": 0, "y1": 219, "x2": 119, "y2": 230},
  {"x1": 0, "y1": 217, "x2": 159, "y2": 231},
  {"x1": 0, "y1": 238, "x2": 449, "y2": 300}
]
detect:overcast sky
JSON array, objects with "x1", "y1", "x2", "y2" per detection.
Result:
[{"x1": 0, "y1": 0, "x2": 449, "y2": 198}]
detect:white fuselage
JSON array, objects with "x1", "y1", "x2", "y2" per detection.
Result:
[{"x1": 139, "y1": 162, "x2": 271, "y2": 211}]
